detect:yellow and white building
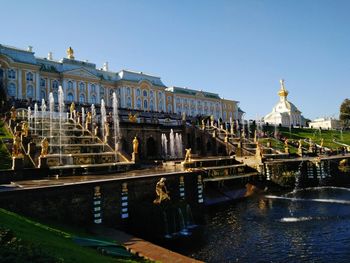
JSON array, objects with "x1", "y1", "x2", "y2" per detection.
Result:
[{"x1": 0, "y1": 44, "x2": 239, "y2": 121}]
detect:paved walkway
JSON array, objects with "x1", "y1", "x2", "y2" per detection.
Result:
[{"x1": 92, "y1": 226, "x2": 203, "y2": 263}]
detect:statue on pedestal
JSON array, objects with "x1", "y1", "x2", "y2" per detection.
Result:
[
  {"x1": 85, "y1": 111, "x2": 92, "y2": 130},
  {"x1": 284, "y1": 138, "x2": 290, "y2": 154},
  {"x1": 94, "y1": 124, "x2": 98, "y2": 137},
  {"x1": 153, "y1": 177, "x2": 170, "y2": 204},
  {"x1": 40, "y1": 137, "x2": 49, "y2": 157},
  {"x1": 297, "y1": 139, "x2": 303, "y2": 156},
  {"x1": 104, "y1": 122, "x2": 110, "y2": 143},
  {"x1": 10, "y1": 106, "x2": 16, "y2": 121},
  {"x1": 21, "y1": 122, "x2": 29, "y2": 137},
  {"x1": 69, "y1": 102, "x2": 75, "y2": 119},
  {"x1": 128, "y1": 112, "x2": 137, "y2": 123},
  {"x1": 184, "y1": 148, "x2": 192, "y2": 163},
  {"x1": 133, "y1": 136, "x2": 139, "y2": 154},
  {"x1": 201, "y1": 119, "x2": 205, "y2": 130},
  {"x1": 12, "y1": 132, "x2": 22, "y2": 157}
]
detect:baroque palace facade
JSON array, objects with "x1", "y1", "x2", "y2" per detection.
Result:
[{"x1": 0, "y1": 44, "x2": 239, "y2": 121}]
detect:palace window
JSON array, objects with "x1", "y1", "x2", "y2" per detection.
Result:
[
  {"x1": 176, "y1": 98, "x2": 180, "y2": 104},
  {"x1": 158, "y1": 92, "x2": 163, "y2": 99},
  {"x1": 79, "y1": 94, "x2": 85, "y2": 103},
  {"x1": 40, "y1": 90, "x2": 46, "y2": 101},
  {"x1": 136, "y1": 98, "x2": 141, "y2": 109},
  {"x1": 224, "y1": 112, "x2": 227, "y2": 120},
  {"x1": 27, "y1": 85, "x2": 34, "y2": 98},
  {"x1": 167, "y1": 104, "x2": 172, "y2": 113},
  {"x1": 150, "y1": 99, "x2": 154, "y2": 111},
  {"x1": 67, "y1": 93, "x2": 74, "y2": 102},
  {"x1": 40, "y1": 78, "x2": 46, "y2": 87},
  {"x1": 8, "y1": 83, "x2": 16, "y2": 97},
  {"x1": 127, "y1": 97, "x2": 132, "y2": 108},
  {"x1": 68, "y1": 81, "x2": 73, "y2": 90},
  {"x1": 127, "y1": 87, "x2": 131, "y2": 96},
  {"x1": 79, "y1": 82, "x2": 85, "y2": 92},
  {"x1": 150, "y1": 90, "x2": 154, "y2": 98},
  {"x1": 167, "y1": 96, "x2": 171, "y2": 103},
  {"x1": 53, "y1": 92, "x2": 58, "y2": 102},
  {"x1": 136, "y1": 88, "x2": 141, "y2": 97},
  {"x1": 52, "y1": 80, "x2": 59, "y2": 90},
  {"x1": 117, "y1": 88, "x2": 121, "y2": 95},
  {"x1": 143, "y1": 99, "x2": 148, "y2": 110},
  {"x1": 100, "y1": 86, "x2": 105, "y2": 96},
  {"x1": 26, "y1": 72, "x2": 33, "y2": 82},
  {"x1": 91, "y1": 95, "x2": 97, "y2": 104},
  {"x1": 159, "y1": 100, "x2": 163, "y2": 111},
  {"x1": 143, "y1": 90, "x2": 148, "y2": 97},
  {"x1": 90, "y1": 84, "x2": 96, "y2": 93},
  {"x1": 8, "y1": 69, "x2": 16, "y2": 79}
]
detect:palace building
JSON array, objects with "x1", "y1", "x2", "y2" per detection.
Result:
[
  {"x1": 263, "y1": 79, "x2": 306, "y2": 127},
  {"x1": 0, "y1": 44, "x2": 239, "y2": 121}
]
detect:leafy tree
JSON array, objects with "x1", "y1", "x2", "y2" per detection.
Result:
[{"x1": 340, "y1": 98, "x2": 350, "y2": 128}]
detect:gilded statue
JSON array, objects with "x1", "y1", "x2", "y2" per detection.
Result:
[
  {"x1": 128, "y1": 113, "x2": 137, "y2": 123},
  {"x1": 153, "y1": 177, "x2": 170, "y2": 204},
  {"x1": 67, "y1": 46, "x2": 75, "y2": 59},
  {"x1": 21, "y1": 122, "x2": 29, "y2": 137},
  {"x1": 320, "y1": 138, "x2": 324, "y2": 148},
  {"x1": 284, "y1": 139, "x2": 289, "y2": 147},
  {"x1": 10, "y1": 106, "x2": 16, "y2": 121},
  {"x1": 12, "y1": 132, "x2": 22, "y2": 157},
  {"x1": 104, "y1": 122, "x2": 110, "y2": 137},
  {"x1": 40, "y1": 137, "x2": 49, "y2": 157},
  {"x1": 94, "y1": 125, "x2": 99, "y2": 137},
  {"x1": 201, "y1": 119, "x2": 205, "y2": 130},
  {"x1": 70, "y1": 102, "x2": 75, "y2": 119},
  {"x1": 184, "y1": 148, "x2": 192, "y2": 162},
  {"x1": 85, "y1": 111, "x2": 92, "y2": 130},
  {"x1": 133, "y1": 136, "x2": 139, "y2": 154}
]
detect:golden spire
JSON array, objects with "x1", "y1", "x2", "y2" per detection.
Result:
[
  {"x1": 66, "y1": 47, "x2": 75, "y2": 59},
  {"x1": 278, "y1": 79, "x2": 289, "y2": 97}
]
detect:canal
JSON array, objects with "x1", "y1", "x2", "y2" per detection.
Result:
[{"x1": 179, "y1": 186, "x2": 350, "y2": 262}]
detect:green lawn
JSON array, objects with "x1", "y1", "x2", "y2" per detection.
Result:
[
  {"x1": 0, "y1": 208, "x2": 143, "y2": 263},
  {"x1": 263, "y1": 126, "x2": 350, "y2": 149}
]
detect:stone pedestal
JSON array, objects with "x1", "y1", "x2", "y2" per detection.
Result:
[
  {"x1": 12, "y1": 156, "x2": 24, "y2": 170},
  {"x1": 132, "y1": 152, "x2": 139, "y2": 163},
  {"x1": 38, "y1": 156, "x2": 48, "y2": 168}
]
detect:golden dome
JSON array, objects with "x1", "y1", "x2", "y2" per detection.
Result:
[{"x1": 278, "y1": 79, "x2": 289, "y2": 97}]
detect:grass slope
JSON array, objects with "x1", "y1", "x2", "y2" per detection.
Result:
[{"x1": 0, "y1": 208, "x2": 141, "y2": 263}]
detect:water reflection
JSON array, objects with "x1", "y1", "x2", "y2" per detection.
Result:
[{"x1": 188, "y1": 186, "x2": 350, "y2": 262}]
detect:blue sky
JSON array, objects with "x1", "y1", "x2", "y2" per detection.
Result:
[{"x1": 2, "y1": 0, "x2": 350, "y2": 120}]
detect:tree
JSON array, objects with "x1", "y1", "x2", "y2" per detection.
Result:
[{"x1": 340, "y1": 98, "x2": 350, "y2": 128}]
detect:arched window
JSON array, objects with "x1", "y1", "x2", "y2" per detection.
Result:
[
  {"x1": 143, "y1": 99, "x2": 148, "y2": 110},
  {"x1": 167, "y1": 104, "x2": 172, "y2": 113},
  {"x1": 136, "y1": 98, "x2": 141, "y2": 109},
  {"x1": 8, "y1": 69, "x2": 16, "y2": 79},
  {"x1": 150, "y1": 99, "x2": 154, "y2": 111},
  {"x1": 26, "y1": 72, "x2": 33, "y2": 82},
  {"x1": 40, "y1": 90, "x2": 46, "y2": 101},
  {"x1": 79, "y1": 94, "x2": 85, "y2": 103},
  {"x1": 127, "y1": 97, "x2": 132, "y2": 108},
  {"x1": 136, "y1": 88, "x2": 141, "y2": 97},
  {"x1": 143, "y1": 90, "x2": 148, "y2": 97},
  {"x1": 91, "y1": 95, "x2": 96, "y2": 104},
  {"x1": 53, "y1": 92, "x2": 58, "y2": 102},
  {"x1": 68, "y1": 81, "x2": 73, "y2": 90},
  {"x1": 40, "y1": 78, "x2": 46, "y2": 87},
  {"x1": 79, "y1": 82, "x2": 85, "y2": 92},
  {"x1": 27, "y1": 85, "x2": 34, "y2": 98},
  {"x1": 90, "y1": 84, "x2": 96, "y2": 93},
  {"x1": 127, "y1": 87, "x2": 131, "y2": 96},
  {"x1": 52, "y1": 80, "x2": 58, "y2": 90},
  {"x1": 150, "y1": 90, "x2": 154, "y2": 98},
  {"x1": 117, "y1": 88, "x2": 121, "y2": 95},
  {"x1": 8, "y1": 83, "x2": 16, "y2": 97},
  {"x1": 67, "y1": 93, "x2": 74, "y2": 102},
  {"x1": 223, "y1": 111, "x2": 227, "y2": 120},
  {"x1": 159, "y1": 100, "x2": 163, "y2": 111},
  {"x1": 176, "y1": 98, "x2": 180, "y2": 104},
  {"x1": 158, "y1": 92, "x2": 163, "y2": 99}
]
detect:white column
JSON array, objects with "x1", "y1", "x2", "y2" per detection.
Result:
[
  {"x1": 17, "y1": 69, "x2": 22, "y2": 99},
  {"x1": 36, "y1": 72, "x2": 40, "y2": 101}
]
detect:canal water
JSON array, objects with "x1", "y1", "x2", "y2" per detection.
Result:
[{"x1": 185, "y1": 186, "x2": 350, "y2": 262}]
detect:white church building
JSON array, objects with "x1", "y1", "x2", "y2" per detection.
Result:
[{"x1": 263, "y1": 79, "x2": 306, "y2": 127}]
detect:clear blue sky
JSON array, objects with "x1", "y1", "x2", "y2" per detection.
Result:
[{"x1": 2, "y1": 0, "x2": 350, "y2": 120}]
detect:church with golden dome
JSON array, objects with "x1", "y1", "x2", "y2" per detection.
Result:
[{"x1": 263, "y1": 79, "x2": 306, "y2": 127}]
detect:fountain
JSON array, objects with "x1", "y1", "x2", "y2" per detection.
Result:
[
  {"x1": 81, "y1": 107, "x2": 85, "y2": 132},
  {"x1": 49, "y1": 92, "x2": 54, "y2": 139},
  {"x1": 34, "y1": 103, "x2": 38, "y2": 134},
  {"x1": 169, "y1": 129, "x2": 175, "y2": 158},
  {"x1": 100, "y1": 99, "x2": 106, "y2": 142},
  {"x1": 58, "y1": 86, "x2": 64, "y2": 165},
  {"x1": 27, "y1": 106, "x2": 32, "y2": 128},
  {"x1": 91, "y1": 104, "x2": 96, "y2": 126},
  {"x1": 112, "y1": 92, "x2": 120, "y2": 157},
  {"x1": 293, "y1": 161, "x2": 304, "y2": 192},
  {"x1": 41, "y1": 99, "x2": 46, "y2": 138},
  {"x1": 161, "y1": 133, "x2": 168, "y2": 158},
  {"x1": 175, "y1": 133, "x2": 183, "y2": 158}
]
